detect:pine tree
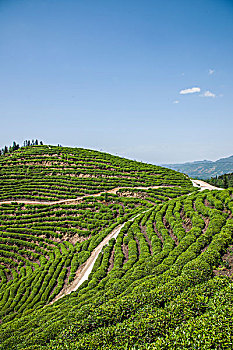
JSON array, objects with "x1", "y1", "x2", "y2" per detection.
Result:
[
  {"x1": 223, "y1": 174, "x2": 228, "y2": 189},
  {"x1": 12, "y1": 141, "x2": 19, "y2": 151}
]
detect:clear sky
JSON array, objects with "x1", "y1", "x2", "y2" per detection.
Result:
[{"x1": 0, "y1": 0, "x2": 233, "y2": 164}]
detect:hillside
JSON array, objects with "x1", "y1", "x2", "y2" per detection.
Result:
[
  {"x1": 206, "y1": 172, "x2": 233, "y2": 189},
  {"x1": 0, "y1": 146, "x2": 233, "y2": 349},
  {"x1": 0, "y1": 145, "x2": 192, "y2": 201},
  {"x1": 164, "y1": 154, "x2": 233, "y2": 179}
]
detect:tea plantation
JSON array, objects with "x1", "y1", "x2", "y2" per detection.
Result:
[{"x1": 0, "y1": 145, "x2": 233, "y2": 349}]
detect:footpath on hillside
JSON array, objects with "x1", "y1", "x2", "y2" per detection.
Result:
[
  {"x1": 0, "y1": 185, "x2": 178, "y2": 206},
  {"x1": 191, "y1": 179, "x2": 223, "y2": 191},
  {"x1": 0, "y1": 181, "x2": 222, "y2": 206},
  {"x1": 50, "y1": 179, "x2": 223, "y2": 304},
  {"x1": 50, "y1": 211, "x2": 147, "y2": 304}
]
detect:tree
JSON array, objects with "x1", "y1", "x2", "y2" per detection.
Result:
[
  {"x1": 3, "y1": 146, "x2": 8, "y2": 155},
  {"x1": 12, "y1": 141, "x2": 19, "y2": 151},
  {"x1": 223, "y1": 174, "x2": 228, "y2": 189}
]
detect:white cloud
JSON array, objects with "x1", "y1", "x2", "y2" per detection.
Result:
[
  {"x1": 180, "y1": 87, "x2": 200, "y2": 95},
  {"x1": 173, "y1": 100, "x2": 179, "y2": 104},
  {"x1": 209, "y1": 69, "x2": 215, "y2": 75},
  {"x1": 200, "y1": 90, "x2": 216, "y2": 98}
]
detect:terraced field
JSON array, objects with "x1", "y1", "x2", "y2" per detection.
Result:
[
  {"x1": 1, "y1": 145, "x2": 233, "y2": 349},
  {"x1": 0, "y1": 145, "x2": 191, "y2": 202}
]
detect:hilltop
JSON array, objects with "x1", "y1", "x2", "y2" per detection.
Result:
[
  {"x1": 0, "y1": 145, "x2": 192, "y2": 202},
  {"x1": 0, "y1": 145, "x2": 233, "y2": 349},
  {"x1": 164, "y1": 154, "x2": 233, "y2": 179}
]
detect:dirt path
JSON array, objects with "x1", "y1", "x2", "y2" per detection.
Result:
[
  {"x1": 191, "y1": 179, "x2": 223, "y2": 191},
  {"x1": 50, "y1": 211, "x2": 146, "y2": 304},
  {"x1": 0, "y1": 186, "x2": 175, "y2": 206}
]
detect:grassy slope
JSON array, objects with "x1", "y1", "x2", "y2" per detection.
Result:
[
  {"x1": 1, "y1": 146, "x2": 233, "y2": 349},
  {"x1": 0, "y1": 145, "x2": 192, "y2": 201},
  {"x1": 0, "y1": 146, "x2": 193, "y2": 319}
]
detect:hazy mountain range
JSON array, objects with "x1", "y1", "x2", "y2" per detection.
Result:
[{"x1": 163, "y1": 154, "x2": 233, "y2": 179}]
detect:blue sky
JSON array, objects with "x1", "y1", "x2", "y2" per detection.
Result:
[{"x1": 0, "y1": 0, "x2": 233, "y2": 163}]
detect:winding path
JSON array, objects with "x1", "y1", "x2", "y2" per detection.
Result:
[
  {"x1": 50, "y1": 211, "x2": 147, "y2": 304},
  {"x1": 191, "y1": 179, "x2": 223, "y2": 191},
  {"x1": 0, "y1": 186, "x2": 176, "y2": 206},
  {"x1": 3, "y1": 180, "x2": 223, "y2": 305},
  {"x1": 49, "y1": 179, "x2": 224, "y2": 304}
]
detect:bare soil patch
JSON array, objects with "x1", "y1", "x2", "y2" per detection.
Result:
[
  {"x1": 135, "y1": 236, "x2": 141, "y2": 256},
  {"x1": 153, "y1": 222, "x2": 164, "y2": 245},
  {"x1": 107, "y1": 249, "x2": 115, "y2": 273},
  {"x1": 163, "y1": 216, "x2": 178, "y2": 245},
  {"x1": 213, "y1": 246, "x2": 233, "y2": 278},
  {"x1": 140, "y1": 225, "x2": 153, "y2": 255},
  {"x1": 180, "y1": 209, "x2": 192, "y2": 232},
  {"x1": 122, "y1": 243, "x2": 129, "y2": 264}
]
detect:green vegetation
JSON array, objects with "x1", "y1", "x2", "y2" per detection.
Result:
[
  {"x1": 0, "y1": 145, "x2": 192, "y2": 201},
  {"x1": 206, "y1": 172, "x2": 233, "y2": 189},
  {"x1": 0, "y1": 195, "x2": 148, "y2": 322},
  {"x1": 0, "y1": 140, "x2": 43, "y2": 156},
  {"x1": 1, "y1": 145, "x2": 233, "y2": 349}
]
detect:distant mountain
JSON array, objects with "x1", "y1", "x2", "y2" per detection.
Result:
[{"x1": 163, "y1": 154, "x2": 233, "y2": 179}]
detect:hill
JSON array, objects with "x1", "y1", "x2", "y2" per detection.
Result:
[
  {"x1": 164, "y1": 154, "x2": 233, "y2": 179},
  {"x1": 0, "y1": 145, "x2": 233, "y2": 349},
  {"x1": 0, "y1": 145, "x2": 194, "y2": 317},
  {"x1": 0, "y1": 145, "x2": 192, "y2": 201}
]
